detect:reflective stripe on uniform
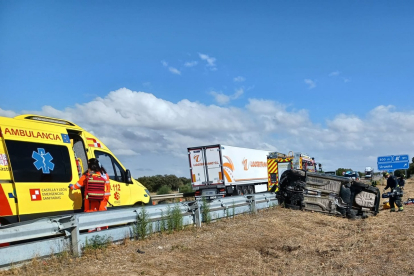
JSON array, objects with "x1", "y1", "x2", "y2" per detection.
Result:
[
  {"x1": 76, "y1": 183, "x2": 82, "y2": 188},
  {"x1": 104, "y1": 192, "x2": 111, "y2": 196}
]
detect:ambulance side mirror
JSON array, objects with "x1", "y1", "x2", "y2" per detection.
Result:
[{"x1": 126, "y1": 169, "x2": 133, "y2": 184}]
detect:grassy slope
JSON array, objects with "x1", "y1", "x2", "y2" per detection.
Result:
[{"x1": 2, "y1": 179, "x2": 414, "y2": 276}]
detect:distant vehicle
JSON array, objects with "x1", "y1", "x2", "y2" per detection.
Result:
[
  {"x1": 324, "y1": 171, "x2": 336, "y2": 176},
  {"x1": 365, "y1": 167, "x2": 373, "y2": 179},
  {"x1": 344, "y1": 171, "x2": 360, "y2": 181}
]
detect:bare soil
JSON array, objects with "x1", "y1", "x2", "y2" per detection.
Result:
[{"x1": 2, "y1": 179, "x2": 414, "y2": 276}]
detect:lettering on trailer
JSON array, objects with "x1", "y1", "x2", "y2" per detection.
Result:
[
  {"x1": 3, "y1": 128, "x2": 62, "y2": 141},
  {"x1": 242, "y1": 158, "x2": 267, "y2": 170},
  {"x1": 193, "y1": 161, "x2": 219, "y2": 167},
  {"x1": 29, "y1": 187, "x2": 68, "y2": 201},
  {"x1": 32, "y1": 148, "x2": 55, "y2": 174}
]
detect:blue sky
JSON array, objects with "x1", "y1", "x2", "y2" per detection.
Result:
[{"x1": 1, "y1": 1, "x2": 414, "y2": 176}]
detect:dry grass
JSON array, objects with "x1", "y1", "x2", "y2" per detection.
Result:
[{"x1": 2, "y1": 179, "x2": 414, "y2": 276}]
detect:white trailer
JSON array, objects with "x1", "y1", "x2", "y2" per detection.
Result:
[{"x1": 188, "y1": 144, "x2": 271, "y2": 197}]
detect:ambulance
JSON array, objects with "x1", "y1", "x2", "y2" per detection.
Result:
[
  {"x1": 267, "y1": 151, "x2": 317, "y2": 192},
  {"x1": 0, "y1": 114, "x2": 151, "y2": 225}
]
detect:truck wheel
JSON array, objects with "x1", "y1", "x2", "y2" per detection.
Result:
[{"x1": 247, "y1": 186, "x2": 254, "y2": 195}]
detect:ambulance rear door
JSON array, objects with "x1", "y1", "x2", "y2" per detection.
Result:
[
  {"x1": 2, "y1": 124, "x2": 81, "y2": 221},
  {"x1": 0, "y1": 129, "x2": 18, "y2": 224}
]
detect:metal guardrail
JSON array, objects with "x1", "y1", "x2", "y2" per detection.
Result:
[
  {"x1": 151, "y1": 192, "x2": 195, "y2": 201},
  {"x1": 0, "y1": 192, "x2": 278, "y2": 267}
]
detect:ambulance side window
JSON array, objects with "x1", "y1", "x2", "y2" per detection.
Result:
[
  {"x1": 94, "y1": 151, "x2": 125, "y2": 183},
  {"x1": 5, "y1": 140, "x2": 72, "y2": 182}
]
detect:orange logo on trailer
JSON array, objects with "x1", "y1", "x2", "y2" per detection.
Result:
[
  {"x1": 242, "y1": 158, "x2": 249, "y2": 170},
  {"x1": 223, "y1": 156, "x2": 235, "y2": 183},
  {"x1": 194, "y1": 155, "x2": 200, "y2": 163}
]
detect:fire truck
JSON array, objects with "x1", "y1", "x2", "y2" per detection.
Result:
[{"x1": 267, "y1": 151, "x2": 317, "y2": 192}]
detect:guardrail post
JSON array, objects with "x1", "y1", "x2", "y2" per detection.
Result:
[
  {"x1": 252, "y1": 195, "x2": 257, "y2": 214},
  {"x1": 70, "y1": 216, "x2": 81, "y2": 257},
  {"x1": 194, "y1": 199, "x2": 202, "y2": 227}
]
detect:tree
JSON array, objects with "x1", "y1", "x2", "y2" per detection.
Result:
[
  {"x1": 336, "y1": 168, "x2": 353, "y2": 176},
  {"x1": 136, "y1": 175, "x2": 192, "y2": 193}
]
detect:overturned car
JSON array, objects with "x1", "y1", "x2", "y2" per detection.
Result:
[{"x1": 276, "y1": 169, "x2": 380, "y2": 219}]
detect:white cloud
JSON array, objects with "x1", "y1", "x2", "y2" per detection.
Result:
[
  {"x1": 234, "y1": 76, "x2": 245, "y2": 82},
  {"x1": 210, "y1": 88, "x2": 244, "y2": 105},
  {"x1": 198, "y1": 53, "x2": 217, "y2": 70},
  {"x1": 4, "y1": 88, "x2": 414, "y2": 176},
  {"x1": 233, "y1": 88, "x2": 244, "y2": 99},
  {"x1": 343, "y1": 78, "x2": 350, "y2": 83},
  {"x1": 0, "y1": 108, "x2": 17, "y2": 117},
  {"x1": 304, "y1": 79, "x2": 316, "y2": 89},
  {"x1": 184, "y1": 61, "x2": 198, "y2": 67},
  {"x1": 329, "y1": 71, "x2": 340, "y2": 77},
  {"x1": 161, "y1": 60, "x2": 181, "y2": 75},
  {"x1": 168, "y1": 67, "x2": 181, "y2": 75},
  {"x1": 210, "y1": 91, "x2": 230, "y2": 105}
]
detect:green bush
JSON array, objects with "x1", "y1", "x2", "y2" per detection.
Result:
[
  {"x1": 201, "y1": 197, "x2": 211, "y2": 224},
  {"x1": 157, "y1": 185, "x2": 172, "y2": 195},
  {"x1": 179, "y1": 184, "x2": 193, "y2": 193},
  {"x1": 84, "y1": 235, "x2": 111, "y2": 251},
  {"x1": 133, "y1": 207, "x2": 152, "y2": 240}
]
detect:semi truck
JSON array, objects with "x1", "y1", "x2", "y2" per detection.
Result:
[
  {"x1": 365, "y1": 167, "x2": 373, "y2": 179},
  {"x1": 267, "y1": 151, "x2": 317, "y2": 192},
  {"x1": 188, "y1": 145, "x2": 270, "y2": 197}
]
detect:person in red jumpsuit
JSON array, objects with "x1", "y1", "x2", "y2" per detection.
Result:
[{"x1": 69, "y1": 158, "x2": 111, "y2": 212}]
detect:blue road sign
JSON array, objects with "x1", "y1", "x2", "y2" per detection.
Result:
[
  {"x1": 377, "y1": 154, "x2": 409, "y2": 171},
  {"x1": 393, "y1": 154, "x2": 409, "y2": 162},
  {"x1": 377, "y1": 156, "x2": 393, "y2": 163},
  {"x1": 378, "y1": 162, "x2": 409, "y2": 171}
]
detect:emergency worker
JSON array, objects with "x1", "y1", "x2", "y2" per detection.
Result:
[
  {"x1": 398, "y1": 174, "x2": 406, "y2": 190},
  {"x1": 69, "y1": 158, "x2": 111, "y2": 212},
  {"x1": 383, "y1": 172, "x2": 403, "y2": 212}
]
